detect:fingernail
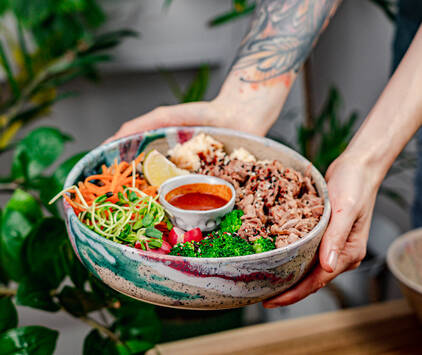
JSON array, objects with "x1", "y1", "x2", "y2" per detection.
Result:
[
  {"x1": 327, "y1": 250, "x2": 338, "y2": 271},
  {"x1": 263, "y1": 303, "x2": 277, "y2": 309}
]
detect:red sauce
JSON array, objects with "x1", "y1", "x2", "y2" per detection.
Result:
[{"x1": 165, "y1": 183, "x2": 231, "y2": 211}]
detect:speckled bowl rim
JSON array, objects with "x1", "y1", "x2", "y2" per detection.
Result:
[
  {"x1": 64, "y1": 126, "x2": 331, "y2": 263},
  {"x1": 158, "y1": 174, "x2": 236, "y2": 215},
  {"x1": 387, "y1": 228, "x2": 422, "y2": 294}
]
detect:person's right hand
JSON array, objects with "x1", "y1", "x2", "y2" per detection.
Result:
[{"x1": 105, "y1": 97, "x2": 269, "y2": 144}]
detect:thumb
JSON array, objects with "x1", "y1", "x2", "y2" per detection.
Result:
[
  {"x1": 319, "y1": 202, "x2": 356, "y2": 272},
  {"x1": 105, "y1": 102, "x2": 211, "y2": 144}
]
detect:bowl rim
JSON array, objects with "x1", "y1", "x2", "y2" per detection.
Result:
[
  {"x1": 158, "y1": 174, "x2": 236, "y2": 215},
  {"x1": 387, "y1": 228, "x2": 422, "y2": 294},
  {"x1": 64, "y1": 126, "x2": 331, "y2": 263}
]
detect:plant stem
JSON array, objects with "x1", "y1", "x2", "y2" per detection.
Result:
[
  {"x1": 79, "y1": 316, "x2": 122, "y2": 344},
  {"x1": 0, "y1": 287, "x2": 17, "y2": 297}
]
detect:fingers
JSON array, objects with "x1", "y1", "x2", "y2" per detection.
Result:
[
  {"x1": 319, "y1": 197, "x2": 357, "y2": 273},
  {"x1": 262, "y1": 218, "x2": 371, "y2": 309},
  {"x1": 262, "y1": 264, "x2": 338, "y2": 308},
  {"x1": 104, "y1": 102, "x2": 213, "y2": 144}
]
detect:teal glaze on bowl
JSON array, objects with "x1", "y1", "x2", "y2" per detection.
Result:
[{"x1": 64, "y1": 127, "x2": 330, "y2": 310}]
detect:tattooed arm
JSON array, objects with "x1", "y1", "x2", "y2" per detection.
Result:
[
  {"x1": 108, "y1": 0, "x2": 340, "y2": 140},
  {"x1": 215, "y1": 0, "x2": 339, "y2": 134}
]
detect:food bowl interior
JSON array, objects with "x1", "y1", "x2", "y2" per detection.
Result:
[
  {"x1": 387, "y1": 229, "x2": 422, "y2": 321},
  {"x1": 388, "y1": 230, "x2": 422, "y2": 294},
  {"x1": 67, "y1": 127, "x2": 328, "y2": 205},
  {"x1": 65, "y1": 127, "x2": 330, "y2": 256}
]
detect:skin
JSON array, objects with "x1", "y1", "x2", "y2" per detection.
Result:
[{"x1": 109, "y1": 1, "x2": 422, "y2": 307}]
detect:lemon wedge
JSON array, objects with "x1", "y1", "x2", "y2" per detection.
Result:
[{"x1": 143, "y1": 149, "x2": 189, "y2": 186}]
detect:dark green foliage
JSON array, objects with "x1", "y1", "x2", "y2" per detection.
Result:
[
  {"x1": 0, "y1": 298, "x2": 18, "y2": 333},
  {"x1": 219, "y1": 209, "x2": 244, "y2": 234},
  {"x1": 0, "y1": 127, "x2": 161, "y2": 354},
  {"x1": 298, "y1": 87, "x2": 358, "y2": 175},
  {"x1": 16, "y1": 279, "x2": 60, "y2": 312},
  {"x1": 209, "y1": 0, "x2": 256, "y2": 26},
  {"x1": 252, "y1": 237, "x2": 275, "y2": 253},
  {"x1": 161, "y1": 64, "x2": 210, "y2": 103},
  {"x1": 0, "y1": 326, "x2": 58, "y2": 355},
  {"x1": 12, "y1": 127, "x2": 71, "y2": 180},
  {"x1": 0, "y1": 189, "x2": 42, "y2": 280}
]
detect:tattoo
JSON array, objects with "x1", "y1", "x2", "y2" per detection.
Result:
[{"x1": 233, "y1": 0, "x2": 339, "y2": 83}]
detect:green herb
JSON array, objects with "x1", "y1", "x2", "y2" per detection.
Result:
[
  {"x1": 219, "y1": 209, "x2": 244, "y2": 234},
  {"x1": 145, "y1": 227, "x2": 162, "y2": 239},
  {"x1": 94, "y1": 194, "x2": 108, "y2": 204},
  {"x1": 141, "y1": 214, "x2": 154, "y2": 227},
  {"x1": 252, "y1": 237, "x2": 275, "y2": 253}
]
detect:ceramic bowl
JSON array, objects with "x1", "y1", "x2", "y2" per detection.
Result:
[
  {"x1": 159, "y1": 174, "x2": 236, "y2": 232},
  {"x1": 387, "y1": 228, "x2": 422, "y2": 322},
  {"x1": 63, "y1": 126, "x2": 330, "y2": 310}
]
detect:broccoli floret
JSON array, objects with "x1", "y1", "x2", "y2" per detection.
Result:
[
  {"x1": 252, "y1": 237, "x2": 275, "y2": 253},
  {"x1": 219, "y1": 210, "x2": 244, "y2": 234},
  {"x1": 198, "y1": 232, "x2": 254, "y2": 258},
  {"x1": 168, "y1": 232, "x2": 255, "y2": 258},
  {"x1": 169, "y1": 241, "x2": 199, "y2": 257}
]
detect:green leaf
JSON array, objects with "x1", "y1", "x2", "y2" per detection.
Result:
[
  {"x1": 86, "y1": 30, "x2": 138, "y2": 55},
  {"x1": 23, "y1": 217, "x2": 68, "y2": 289},
  {"x1": 116, "y1": 340, "x2": 154, "y2": 355},
  {"x1": 83, "y1": 330, "x2": 118, "y2": 355},
  {"x1": 0, "y1": 298, "x2": 17, "y2": 333},
  {"x1": 16, "y1": 279, "x2": 60, "y2": 312},
  {"x1": 61, "y1": 240, "x2": 88, "y2": 289},
  {"x1": 58, "y1": 286, "x2": 107, "y2": 317},
  {"x1": 0, "y1": 208, "x2": 9, "y2": 285},
  {"x1": 0, "y1": 0, "x2": 10, "y2": 16},
  {"x1": 0, "y1": 39, "x2": 20, "y2": 99},
  {"x1": 17, "y1": 20, "x2": 34, "y2": 80},
  {"x1": 0, "y1": 189, "x2": 42, "y2": 281},
  {"x1": 141, "y1": 214, "x2": 153, "y2": 228},
  {"x1": 145, "y1": 227, "x2": 162, "y2": 239},
  {"x1": 11, "y1": 0, "x2": 53, "y2": 27},
  {"x1": 111, "y1": 297, "x2": 161, "y2": 344},
  {"x1": 0, "y1": 326, "x2": 58, "y2": 355},
  {"x1": 33, "y1": 152, "x2": 86, "y2": 215},
  {"x1": 12, "y1": 127, "x2": 72, "y2": 180},
  {"x1": 209, "y1": 4, "x2": 255, "y2": 26},
  {"x1": 53, "y1": 152, "x2": 87, "y2": 186},
  {"x1": 182, "y1": 64, "x2": 210, "y2": 103}
]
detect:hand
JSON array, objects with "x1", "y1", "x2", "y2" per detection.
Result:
[
  {"x1": 105, "y1": 97, "x2": 268, "y2": 143},
  {"x1": 263, "y1": 154, "x2": 380, "y2": 308}
]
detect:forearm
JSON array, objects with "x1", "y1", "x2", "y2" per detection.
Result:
[
  {"x1": 215, "y1": 0, "x2": 340, "y2": 135},
  {"x1": 343, "y1": 26, "x2": 422, "y2": 185}
]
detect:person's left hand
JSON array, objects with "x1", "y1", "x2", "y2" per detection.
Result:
[{"x1": 262, "y1": 153, "x2": 381, "y2": 308}]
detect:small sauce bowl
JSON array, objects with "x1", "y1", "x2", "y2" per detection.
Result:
[{"x1": 159, "y1": 175, "x2": 236, "y2": 231}]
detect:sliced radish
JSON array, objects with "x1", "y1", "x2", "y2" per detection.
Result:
[
  {"x1": 168, "y1": 227, "x2": 186, "y2": 246},
  {"x1": 153, "y1": 240, "x2": 172, "y2": 254},
  {"x1": 183, "y1": 228, "x2": 203, "y2": 243}
]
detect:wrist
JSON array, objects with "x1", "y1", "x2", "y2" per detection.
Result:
[
  {"x1": 211, "y1": 95, "x2": 269, "y2": 136},
  {"x1": 337, "y1": 144, "x2": 388, "y2": 189}
]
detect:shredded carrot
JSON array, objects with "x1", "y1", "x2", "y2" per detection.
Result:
[{"x1": 64, "y1": 153, "x2": 157, "y2": 212}]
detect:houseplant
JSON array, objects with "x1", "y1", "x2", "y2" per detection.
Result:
[{"x1": 0, "y1": 1, "x2": 163, "y2": 354}]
